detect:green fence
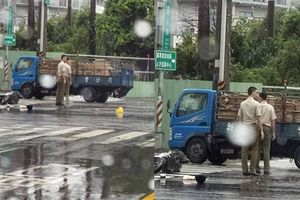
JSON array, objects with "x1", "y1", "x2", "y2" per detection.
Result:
[
  {"x1": 0, "y1": 50, "x2": 63, "y2": 90},
  {"x1": 127, "y1": 81, "x2": 155, "y2": 98}
]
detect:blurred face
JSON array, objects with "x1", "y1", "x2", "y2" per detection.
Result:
[
  {"x1": 62, "y1": 56, "x2": 68, "y2": 62},
  {"x1": 252, "y1": 90, "x2": 259, "y2": 99}
]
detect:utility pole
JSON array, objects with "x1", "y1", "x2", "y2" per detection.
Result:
[
  {"x1": 39, "y1": 0, "x2": 45, "y2": 53},
  {"x1": 89, "y1": 0, "x2": 96, "y2": 55},
  {"x1": 28, "y1": 0, "x2": 35, "y2": 50},
  {"x1": 67, "y1": 0, "x2": 72, "y2": 26},
  {"x1": 224, "y1": 0, "x2": 232, "y2": 90},
  {"x1": 198, "y1": 0, "x2": 210, "y2": 80},
  {"x1": 267, "y1": 0, "x2": 275, "y2": 37},
  {"x1": 219, "y1": 0, "x2": 227, "y2": 82}
]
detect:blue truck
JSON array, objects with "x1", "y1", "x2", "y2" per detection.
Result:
[
  {"x1": 11, "y1": 55, "x2": 134, "y2": 103},
  {"x1": 168, "y1": 88, "x2": 300, "y2": 169}
]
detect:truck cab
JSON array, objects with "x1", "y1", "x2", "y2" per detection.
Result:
[
  {"x1": 11, "y1": 56, "x2": 40, "y2": 99},
  {"x1": 168, "y1": 89, "x2": 218, "y2": 163}
]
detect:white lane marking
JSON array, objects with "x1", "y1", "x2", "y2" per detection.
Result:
[
  {"x1": 72, "y1": 129, "x2": 114, "y2": 138},
  {"x1": 0, "y1": 148, "x2": 22, "y2": 154},
  {"x1": 96, "y1": 131, "x2": 150, "y2": 144},
  {"x1": 0, "y1": 127, "x2": 52, "y2": 138},
  {"x1": 139, "y1": 138, "x2": 155, "y2": 147},
  {"x1": 0, "y1": 128, "x2": 9, "y2": 133},
  {"x1": 17, "y1": 127, "x2": 87, "y2": 141}
]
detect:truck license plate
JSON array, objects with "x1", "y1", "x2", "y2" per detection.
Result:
[{"x1": 220, "y1": 149, "x2": 234, "y2": 154}]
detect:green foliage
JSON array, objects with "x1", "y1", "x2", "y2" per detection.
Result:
[
  {"x1": 175, "y1": 33, "x2": 198, "y2": 78},
  {"x1": 47, "y1": 9, "x2": 90, "y2": 53},
  {"x1": 230, "y1": 9, "x2": 300, "y2": 86},
  {"x1": 96, "y1": 0, "x2": 154, "y2": 56}
]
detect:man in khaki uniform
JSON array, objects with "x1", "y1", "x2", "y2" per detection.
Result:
[
  {"x1": 56, "y1": 55, "x2": 68, "y2": 105},
  {"x1": 64, "y1": 58, "x2": 72, "y2": 105},
  {"x1": 256, "y1": 91, "x2": 277, "y2": 174},
  {"x1": 238, "y1": 86, "x2": 264, "y2": 176}
]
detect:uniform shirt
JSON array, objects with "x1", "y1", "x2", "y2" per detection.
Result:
[
  {"x1": 65, "y1": 63, "x2": 72, "y2": 78},
  {"x1": 238, "y1": 96, "x2": 261, "y2": 124},
  {"x1": 57, "y1": 61, "x2": 67, "y2": 77},
  {"x1": 260, "y1": 101, "x2": 277, "y2": 127}
]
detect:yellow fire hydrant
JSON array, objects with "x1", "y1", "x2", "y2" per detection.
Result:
[{"x1": 115, "y1": 106, "x2": 124, "y2": 118}]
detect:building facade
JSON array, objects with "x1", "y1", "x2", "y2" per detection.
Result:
[{"x1": 1, "y1": 0, "x2": 106, "y2": 26}]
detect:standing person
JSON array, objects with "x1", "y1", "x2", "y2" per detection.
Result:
[
  {"x1": 56, "y1": 55, "x2": 68, "y2": 105},
  {"x1": 64, "y1": 58, "x2": 72, "y2": 105},
  {"x1": 238, "y1": 86, "x2": 264, "y2": 176},
  {"x1": 256, "y1": 91, "x2": 277, "y2": 174}
]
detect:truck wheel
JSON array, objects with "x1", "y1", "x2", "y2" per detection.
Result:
[
  {"x1": 96, "y1": 93, "x2": 108, "y2": 103},
  {"x1": 208, "y1": 153, "x2": 227, "y2": 165},
  {"x1": 81, "y1": 87, "x2": 96, "y2": 102},
  {"x1": 21, "y1": 84, "x2": 34, "y2": 99},
  {"x1": 185, "y1": 138, "x2": 208, "y2": 163},
  {"x1": 293, "y1": 146, "x2": 300, "y2": 169}
]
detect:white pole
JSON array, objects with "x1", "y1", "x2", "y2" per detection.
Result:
[
  {"x1": 219, "y1": 0, "x2": 227, "y2": 81},
  {"x1": 40, "y1": 0, "x2": 45, "y2": 52}
]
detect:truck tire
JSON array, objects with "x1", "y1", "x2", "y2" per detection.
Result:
[
  {"x1": 21, "y1": 84, "x2": 34, "y2": 99},
  {"x1": 208, "y1": 153, "x2": 227, "y2": 165},
  {"x1": 293, "y1": 146, "x2": 300, "y2": 169},
  {"x1": 185, "y1": 138, "x2": 208, "y2": 163},
  {"x1": 81, "y1": 87, "x2": 96, "y2": 102},
  {"x1": 96, "y1": 93, "x2": 108, "y2": 103},
  {"x1": 34, "y1": 90, "x2": 45, "y2": 100}
]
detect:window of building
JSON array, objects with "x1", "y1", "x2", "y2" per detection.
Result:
[
  {"x1": 97, "y1": 0, "x2": 105, "y2": 7},
  {"x1": 59, "y1": 0, "x2": 67, "y2": 7},
  {"x1": 73, "y1": 0, "x2": 79, "y2": 8},
  {"x1": 276, "y1": 0, "x2": 287, "y2": 5},
  {"x1": 239, "y1": 11, "x2": 253, "y2": 18}
]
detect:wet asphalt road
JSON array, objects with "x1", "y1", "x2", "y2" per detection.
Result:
[
  {"x1": 155, "y1": 159, "x2": 300, "y2": 200},
  {"x1": 0, "y1": 96, "x2": 154, "y2": 199}
]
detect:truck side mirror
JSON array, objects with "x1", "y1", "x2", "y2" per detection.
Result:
[{"x1": 167, "y1": 99, "x2": 172, "y2": 117}]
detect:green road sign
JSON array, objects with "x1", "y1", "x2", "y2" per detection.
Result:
[
  {"x1": 163, "y1": 0, "x2": 171, "y2": 50},
  {"x1": 155, "y1": 50, "x2": 176, "y2": 71},
  {"x1": 45, "y1": 0, "x2": 50, "y2": 5},
  {"x1": 4, "y1": 34, "x2": 16, "y2": 46},
  {"x1": 7, "y1": 6, "x2": 13, "y2": 34}
]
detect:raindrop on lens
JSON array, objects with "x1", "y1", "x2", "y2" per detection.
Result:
[
  {"x1": 121, "y1": 159, "x2": 132, "y2": 169},
  {"x1": 134, "y1": 20, "x2": 152, "y2": 38},
  {"x1": 148, "y1": 179, "x2": 154, "y2": 190},
  {"x1": 141, "y1": 159, "x2": 151, "y2": 170},
  {"x1": 38, "y1": 74, "x2": 56, "y2": 89},
  {"x1": 101, "y1": 154, "x2": 114, "y2": 166},
  {"x1": 0, "y1": 157, "x2": 11, "y2": 168}
]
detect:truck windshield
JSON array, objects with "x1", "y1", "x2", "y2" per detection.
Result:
[
  {"x1": 15, "y1": 58, "x2": 33, "y2": 72},
  {"x1": 176, "y1": 93, "x2": 207, "y2": 117}
]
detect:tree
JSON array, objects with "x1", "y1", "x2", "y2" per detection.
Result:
[{"x1": 96, "y1": 0, "x2": 154, "y2": 57}]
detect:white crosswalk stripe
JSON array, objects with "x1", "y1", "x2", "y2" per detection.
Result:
[
  {"x1": 0, "y1": 125, "x2": 153, "y2": 150},
  {"x1": 17, "y1": 127, "x2": 87, "y2": 141},
  {"x1": 72, "y1": 129, "x2": 114, "y2": 139},
  {"x1": 95, "y1": 131, "x2": 150, "y2": 144},
  {"x1": 139, "y1": 138, "x2": 155, "y2": 147},
  {"x1": 0, "y1": 127, "x2": 53, "y2": 138}
]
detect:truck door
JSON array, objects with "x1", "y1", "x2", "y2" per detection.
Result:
[
  {"x1": 170, "y1": 91, "x2": 214, "y2": 145},
  {"x1": 12, "y1": 57, "x2": 37, "y2": 91}
]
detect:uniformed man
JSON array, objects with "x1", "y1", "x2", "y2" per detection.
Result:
[
  {"x1": 238, "y1": 86, "x2": 264, "y2": 176},
  {"x1": 64, "y1": 58, "x2": 72, "y2": 105},
  {"x1": 56, "y1": 55, "x2": 68, "y2": 105},
  {"x1": 256, "y1": 91, "x2": 277, "y2": 174}
]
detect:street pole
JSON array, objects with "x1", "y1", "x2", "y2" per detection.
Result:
[
  {"x1": 40, "y1": 0, "x2": 45, "y2": 53},
  {"x1": 219, "y1": 0, "x2": 227, "y2": 82}
]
